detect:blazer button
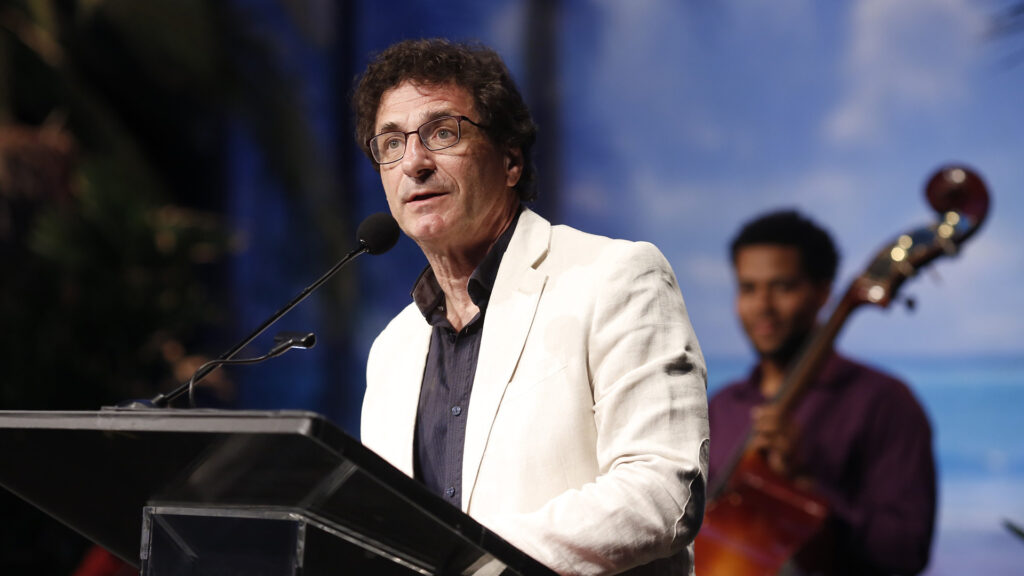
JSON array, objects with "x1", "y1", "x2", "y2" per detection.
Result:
[
  {"x1": 445, "y1": 486, "x2": 456, "y2": 498},
  {"x1": 451, "y1": 405, "x2": 462, "y2": 416}
]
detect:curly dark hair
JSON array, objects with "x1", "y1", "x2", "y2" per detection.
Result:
[
  {"x1": 730, "y1": 209, "x2": 840, "y2": 284},
  {"x1": 352, "y1": 38, "x2": 538, "y2": 202}
]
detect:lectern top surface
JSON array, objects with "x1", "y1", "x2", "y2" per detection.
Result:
[
  {"x1": 0, "y1": 409, "x2": 326, "y2": 434},
  {"x1": 0, "y1": 410, "x2": 554, "y2": 575}
]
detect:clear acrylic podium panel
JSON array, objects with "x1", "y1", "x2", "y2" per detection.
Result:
[
  {"x1": 141, "y1": 506, "x2": 453, "y2": 575},
  {"x1": 0, "y1": 410, "x2": 552, "y2": 576}
]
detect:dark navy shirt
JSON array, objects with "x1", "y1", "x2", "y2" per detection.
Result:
[{"x1": 411, "y1": 209, "x2": 521, "y2": 506}]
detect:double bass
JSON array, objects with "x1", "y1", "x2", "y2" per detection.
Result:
[{"x1": 695, "y1": 165, "x2": 990, "y2": 575}]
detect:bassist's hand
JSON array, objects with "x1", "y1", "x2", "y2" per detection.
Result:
[{"x1": 750, "y1": 404, "x2": 802, "y2": 478}]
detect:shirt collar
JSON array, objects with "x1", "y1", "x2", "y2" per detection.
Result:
[
  {"x1": 411, "y1": 206, "x2": 523, "y2": 323},
  {"x1": 740, "y1": 348, "x2": 845, "y2": 400}
]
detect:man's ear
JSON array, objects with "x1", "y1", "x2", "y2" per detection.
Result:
[{"x1": 504, "y1": 147, "x2": 523, "y2": 188}]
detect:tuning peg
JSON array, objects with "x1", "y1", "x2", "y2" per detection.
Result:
[
  {"x1": 895, "y1": 260, "x2": 916, "y2": 278},
  {"x1": 937, "y1": 235, "x2": 959, "y2": 256},
  {"x1": 899, "y1": 296, "x2": 917, "y2": 313}
]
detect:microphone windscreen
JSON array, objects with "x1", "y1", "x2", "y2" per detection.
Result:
[{"x1": 357, "y1": 212, "x2": 400, "y2": 255}]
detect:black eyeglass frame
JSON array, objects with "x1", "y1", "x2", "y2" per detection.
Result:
[{"x1": 366, "y1": 115, "x2": 485, "y2": 165}]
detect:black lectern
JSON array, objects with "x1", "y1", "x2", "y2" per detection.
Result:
[{"x1": 0, "y1": 410, "x2": 555, "y2": 575}]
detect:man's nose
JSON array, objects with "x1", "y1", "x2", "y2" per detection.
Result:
[
  {"x1": 402, "y1": 134, "x2": 435, "y2": 178},
  {"x1": 752, "y1": 289, "x2": 775, "y2": 314}
]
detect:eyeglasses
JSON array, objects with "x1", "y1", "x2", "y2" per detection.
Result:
[{"x1": 367, "y1": 115, "x2": 484, "y2": 164}]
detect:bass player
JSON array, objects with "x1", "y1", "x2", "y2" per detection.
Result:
[{"x1": 708, "y1": 209, "x2": 937, "y2": 575}]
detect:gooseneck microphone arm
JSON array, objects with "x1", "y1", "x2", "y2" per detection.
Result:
[
  {"x1": 184, "y1": 331, "x2": 316, "y2": 408},
  {"x1": 148, "y1": 212, "x2": 400, "y2": 408},
  {"x1": 150, "y1": 246, "x2": 367, "y2": 407}
]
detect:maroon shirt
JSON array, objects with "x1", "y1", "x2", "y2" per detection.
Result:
[{"x1": 708, "y1": 352, "x2": 936, "y2": 575}]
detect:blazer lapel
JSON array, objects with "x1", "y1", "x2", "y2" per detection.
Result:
[
  {"x1": 462, "y1": 209, "x2": 550, "y2": 510},
  {"x1": 389, "y1": 316, "x2": 432, "y2": 477}
]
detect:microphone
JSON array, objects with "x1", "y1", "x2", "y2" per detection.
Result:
[
  {"x1": 358, "y1": 211, "x2": 401, "y2": 254},
  {"x1": 145, "y1": 212, "x2": 399, "y2": 408}
]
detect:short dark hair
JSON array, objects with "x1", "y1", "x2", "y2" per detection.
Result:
[
  {"x1": 730, "y1": 209, "x2": 840, "y2": 284},
  {"x1": 352, "y1": 38, "x2": 538, "y2": 202}
]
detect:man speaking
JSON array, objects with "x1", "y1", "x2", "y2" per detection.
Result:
[{"x1": 355, "y1": 39, "x2": 708, "y2": 576}]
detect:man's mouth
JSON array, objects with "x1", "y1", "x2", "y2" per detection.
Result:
[
  {"x1": 407, "y1": 191, "x2": 446, "y2": 203},
  {"x1": 750, "y1": 321, "x2": 780, "y2": 338}
]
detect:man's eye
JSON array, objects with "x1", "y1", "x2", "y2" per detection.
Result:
[
  {"x1": 384, "y1": 137, "x2": 403, "y2": 150},
  {"x1": 431, "y1": 127, "x2": 455, "y2": 142}
]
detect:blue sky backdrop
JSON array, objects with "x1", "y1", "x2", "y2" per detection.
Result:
[{"x1": 551, "y1": 0, "x2": 1022, "y2": 360}]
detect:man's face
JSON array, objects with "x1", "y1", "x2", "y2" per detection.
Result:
[
  {"x1": 374, "y1": 81, "x2": 522, "y2": 252},
  {"x1": 734, "y1": 245, "x2": 831, "y2": 361}
]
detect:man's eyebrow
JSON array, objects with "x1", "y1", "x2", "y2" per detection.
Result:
[
  {"x1": 425, "y1": 109, "x2": 457, "y2": 122},
  {"x1": 377, "y1": 121, "x2": 401, "y2": 134},
  {"x1": 375, "y1": 109, "x2": 458, "y2": 135}
]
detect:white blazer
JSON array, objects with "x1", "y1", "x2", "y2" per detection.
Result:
[{"x1": 362, "y1": 208, "x2": 709, "y2": 576}]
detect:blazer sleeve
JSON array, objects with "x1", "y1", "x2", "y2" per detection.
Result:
[{"x1": 480, "y1": 241, "x2": 710, "y2": 575}]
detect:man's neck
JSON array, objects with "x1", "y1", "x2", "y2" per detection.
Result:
[
  {"x1": 758, "y1": 358, "x2": 788, "y2": 399},
  {"x1": 422, "y1": 209, "x2": 517, "y2": 331},
  {"x1": 430, "y1": 259, "x2": 479, "y2": 332}
]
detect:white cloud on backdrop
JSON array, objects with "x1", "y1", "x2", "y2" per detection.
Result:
[{"x1": 824, "y1": 0, "x2": 986, "y2": 145}]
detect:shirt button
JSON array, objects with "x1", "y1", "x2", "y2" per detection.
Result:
[
  {"x1": 451, "y1": 405, "x2": 462, "y2": 416},
  {"x1": 445, "y1": 486, "x2": 456, "y2": 498}
]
